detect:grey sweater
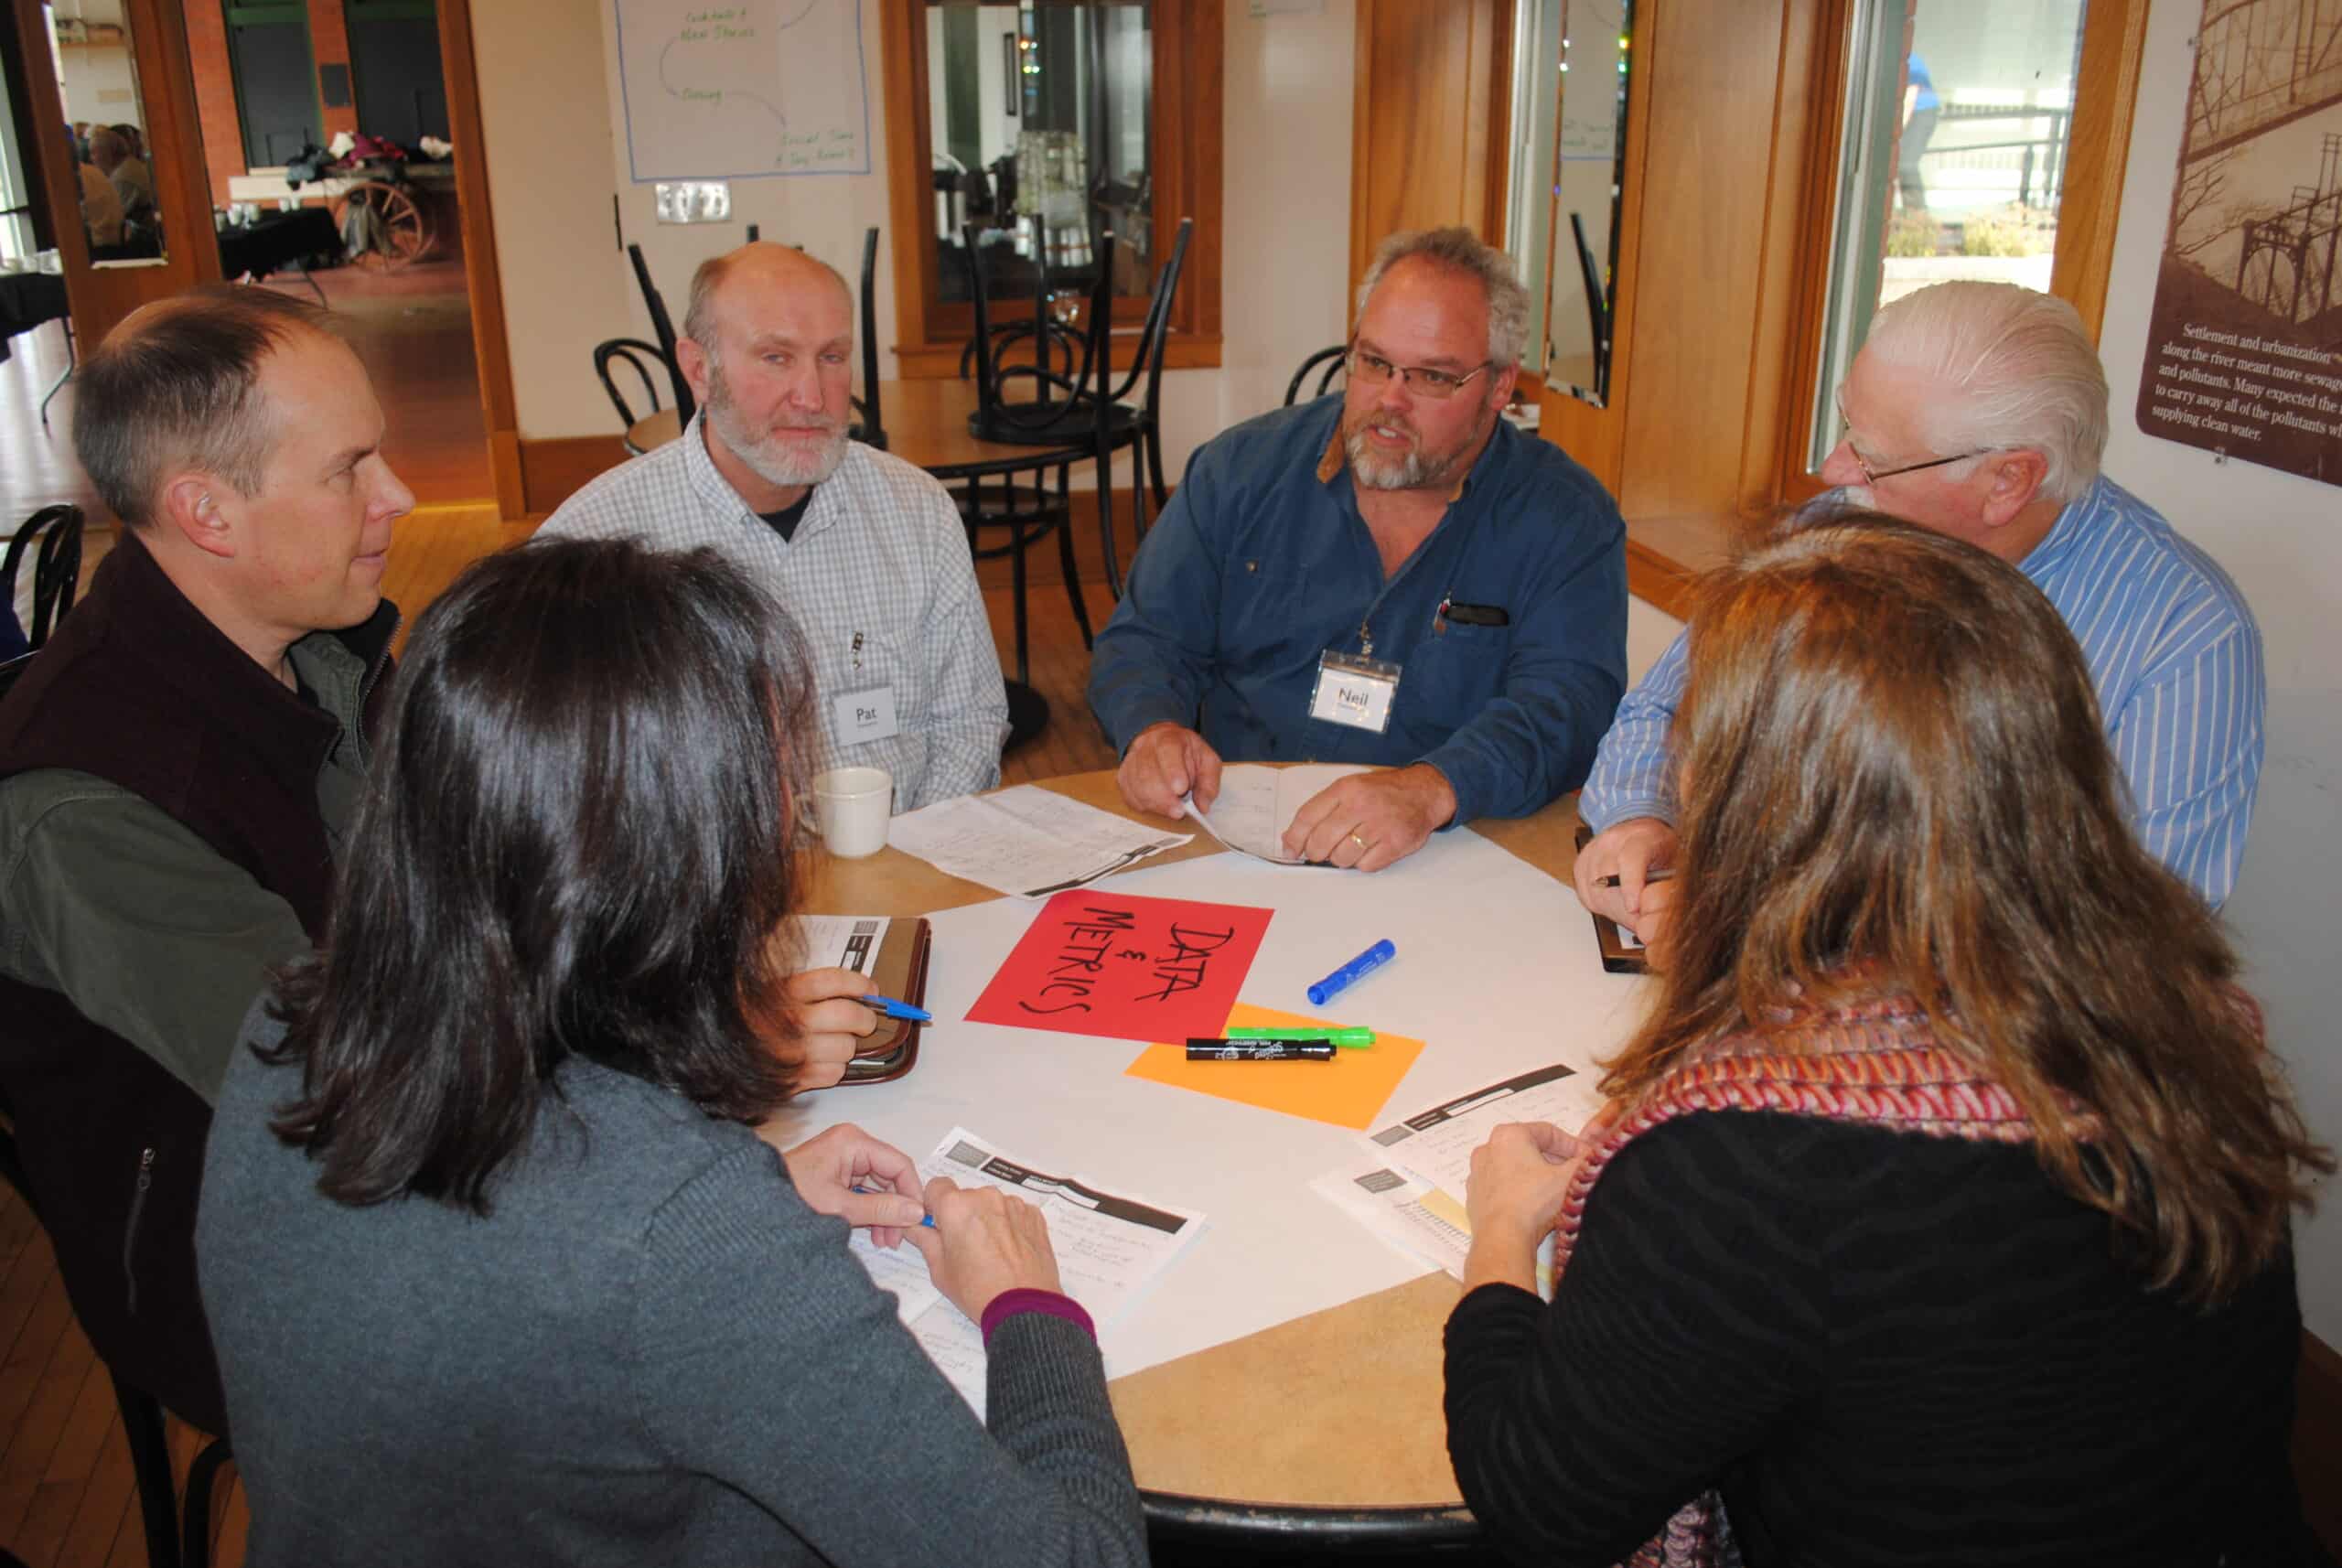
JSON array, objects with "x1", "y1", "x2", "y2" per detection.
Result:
[{"x1": 197, "y1": 1006, "x2": 1147, "y2": 1567}]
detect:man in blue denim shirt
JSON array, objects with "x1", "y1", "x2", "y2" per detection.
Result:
[{"x1": 1088, "y1": 228, "x2": 1627, "y2": 871}]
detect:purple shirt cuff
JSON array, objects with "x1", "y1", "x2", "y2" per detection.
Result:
[{"x1": 979, "y1": 1288, "x2": 1096, "y2": 1346}]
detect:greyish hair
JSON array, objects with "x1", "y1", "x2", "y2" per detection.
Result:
[
  {"x1": 1862, "y1": 281, "x2": 2110, "y2": 505},
  {"x1": 1354, "y1": 227, "x2": 1531, "y2": 369}
]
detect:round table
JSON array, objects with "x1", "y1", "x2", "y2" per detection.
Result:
[{"x1": 789, "y1": 770, "x2": 1606, "y2": 1548}]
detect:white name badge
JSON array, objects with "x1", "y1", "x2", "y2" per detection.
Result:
[
  {"x1": 833, "y1": 685, "x2": 900, "y2": 746},
  {"x1": 1307, "y1": 651, "x2": 1402, "y2": 734}
]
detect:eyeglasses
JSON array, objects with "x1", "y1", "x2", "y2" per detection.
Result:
[
  {"x1": 1347, "y1": 346, "x2": 1493, "y2": 401},
  {"x1": 1833, "y1": 416, "x2": 1987, "y2": 486}
]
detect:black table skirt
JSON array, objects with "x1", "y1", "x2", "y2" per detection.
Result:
[
  {"x1": 0, "y1": 272, "x2": 70, "y2": 365},
  {"x1": 218, "y1": 208, "x2": 342, "y2": 282}
]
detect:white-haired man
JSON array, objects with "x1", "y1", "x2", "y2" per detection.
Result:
[
  {"x1": 1088, "y1": 227, "x2": 1628, "y2": 872},
  {"x1": 542, "y1": 242, "x2": 1006, "y2": 811},
  {"x1": 1575, "y1": 280, "x2": 2264, "y2": 934}
]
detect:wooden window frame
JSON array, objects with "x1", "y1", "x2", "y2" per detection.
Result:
[
  {"x1": 1767, "y1": 0, "x2": 2150, "y2": 508},
  {"x1": 876, "y1": 0, "x2": 1222, "y2": 379}
]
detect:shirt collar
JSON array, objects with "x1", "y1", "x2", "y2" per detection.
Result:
[
  {"x1": 2015, "y1": 472, "x2": 2105, "y2": 581},
  {"x1": 682, "y1": 410, "x2": 843, "y2": 543}
]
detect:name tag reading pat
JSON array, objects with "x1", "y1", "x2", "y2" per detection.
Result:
[
  {"x1": 1308, "y1": 651, "x2": 1401, "y2": 735},
  {"x1": 833, "y1": 685, "x2": 900, "y2": 746}
]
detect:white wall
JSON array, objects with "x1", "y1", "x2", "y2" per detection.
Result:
[
  {"x1": 2098, "y1": 1, "x2": 2342, "y2": 1341},
  {"x1": 478, "y1": 0, "x2": 1358, "y2": 462}
]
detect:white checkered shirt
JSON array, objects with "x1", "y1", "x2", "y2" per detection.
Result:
[{"x1": 539, "y1": 417, "x2": 1007, "y2": 811}]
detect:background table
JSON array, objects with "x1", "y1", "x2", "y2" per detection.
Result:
[{"x1": 784, "y1": 772, "x2": 1618, "y2": 1530}]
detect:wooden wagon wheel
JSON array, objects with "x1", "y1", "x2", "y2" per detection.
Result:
[{"x1": 331, "y1": 179, "x2": 433, "y2": 272}]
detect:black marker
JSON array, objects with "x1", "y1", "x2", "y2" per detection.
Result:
[{"x1": 1186, "y1": 1039, "x2": 1337, "y2": 1062}]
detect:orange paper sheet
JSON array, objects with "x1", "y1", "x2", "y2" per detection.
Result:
[{"x1": 1124, "y1": 1003, "x2": 1425, "y2": 1130}]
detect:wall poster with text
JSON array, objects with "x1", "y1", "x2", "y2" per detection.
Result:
[{"x1": 2137, "y1": 0, "x2": 2342, "y2": 486}]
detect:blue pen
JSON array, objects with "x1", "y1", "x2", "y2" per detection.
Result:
[
  {"x1": 1307, "y1": 939, "x2": 1397, "y2": 1006},
  {"x1": 863, "y1": 993, "x2": 932, "y2": 1023},
  {"x1": 852, "y1": 1185, "x2": 937, "y2": 1228}
]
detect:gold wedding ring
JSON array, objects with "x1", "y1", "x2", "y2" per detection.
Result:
[{"x1": 1348, "y1": 832, "x2": 1369, "y2": 852}]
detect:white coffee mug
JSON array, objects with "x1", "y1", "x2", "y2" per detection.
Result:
[{"x1": 811, "y1": 766, "x2": 892, "y2": 858}]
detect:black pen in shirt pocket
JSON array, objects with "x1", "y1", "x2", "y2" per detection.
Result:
[{"x1": 1434, "y1": 594, "x2": 1511, "y2": 634}]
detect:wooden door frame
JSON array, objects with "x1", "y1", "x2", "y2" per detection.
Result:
[{"x1": 436, "y1": 0, "x2": 521, "y2": 516}]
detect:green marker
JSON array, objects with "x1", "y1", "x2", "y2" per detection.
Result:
[{"x1": 1224, "y1": 1026, "x2": 1376, "y2": 1048}]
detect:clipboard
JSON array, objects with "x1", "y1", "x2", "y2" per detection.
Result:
[
  {"x1": 841, "y1": 917, "x2": 932, "y2": 1085},
  {"x1": 1573, "y1": 824, "x2": 1649, "y2": 975}
]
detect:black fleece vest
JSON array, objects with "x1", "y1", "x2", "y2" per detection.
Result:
[{"x1": 0, "y1": 532, "x2": 394, "y2": 1434}]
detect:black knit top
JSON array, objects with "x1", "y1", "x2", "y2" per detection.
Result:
[{"x1": 1445, "y1": 1112, "x2": 2322, "y2": 1567}]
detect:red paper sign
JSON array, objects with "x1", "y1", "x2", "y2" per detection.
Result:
[{"x1": 966, "y1": 891, "x2": 1274, "y2": 1043}]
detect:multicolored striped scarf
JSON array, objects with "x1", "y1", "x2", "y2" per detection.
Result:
[{"x1": 1551, "y1": 994, "x2": 2056, "y2": 1568}]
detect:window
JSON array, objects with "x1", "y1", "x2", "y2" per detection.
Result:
[
  {"x1": 880, "y1": 0, "x2": 1220, "y2": 375},
  {"x1": 1793, "y1": 0, "x2": 2094, "y2": 481}
]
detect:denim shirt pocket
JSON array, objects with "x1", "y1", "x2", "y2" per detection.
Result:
[{"x1": 1403, "y1": 618, "x2": 1513, "y2": 733}]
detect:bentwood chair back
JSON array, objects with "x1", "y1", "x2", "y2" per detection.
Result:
[
  {"x1": 1285, "y1": 345, "x2": 1349, "y2": 407},
  {"x1": 593, "y1": 338, "x2": 667, "y2": 429},
  {"x1": 625, "y1": 243, "x2": 696, "y2": 427},
  {"x1": 2, "y1": 504, "x2": 85, "y2": 649}
]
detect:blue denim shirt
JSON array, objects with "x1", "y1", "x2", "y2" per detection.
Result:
[{"x1": 1087, "y1": 396, "x2": 1628, "y2": 825}]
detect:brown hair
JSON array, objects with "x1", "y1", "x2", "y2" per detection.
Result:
[
  {"x1": 1606, "y1": 515, "x2": 2327, "y2": 1305},
  {"x1": 73, "y1": 286, "x2": 332, "y2": 528},
  {"x1": 266, "y1": 538, "x2": 818, "y2": 1214}
]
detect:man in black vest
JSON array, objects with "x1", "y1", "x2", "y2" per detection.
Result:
[{"x1": 0, "y1": 287, "x2": 412, "y2": 1434}]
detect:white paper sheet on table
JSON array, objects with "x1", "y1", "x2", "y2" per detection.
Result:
[
  {"x1": 788, "y1": 915, "x2": 891, "y2": 975},
  {"x1": 886, "y1": 787, "x2": 1191, "y2": 898},
  {"x1": 1362, "y1": 1062, "x2": 1605, "y2": 1199},
  {"x1": 1308, "y1": 1154, "x2": 1466, "y2": 1279},
  {"x1": 882, "y1": 1126, "x2": 1209, "y2": 1418},
  {"x1": 1180, "y1": 763, "x2": 1373, "y2": 864}
]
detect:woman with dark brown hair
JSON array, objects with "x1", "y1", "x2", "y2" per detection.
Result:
[
  {"x1": 1446, "y1": 517, "x2": 2330, "y2": 1567},
  {"x1": 195, "y1": 538, "x2": 1144, "y2": 1566}
]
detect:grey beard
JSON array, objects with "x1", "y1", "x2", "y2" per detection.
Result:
[
  {"x1": 1345, "y1": 426, "x2": 1431, "y2": 490},
  {"x1": 710, "y1": 401, "x2": 850, "y2": 489}
]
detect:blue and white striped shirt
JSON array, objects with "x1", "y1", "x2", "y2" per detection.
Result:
[{"x1": 1578, "y1": 476, "x2": 2266, "y2": 908}]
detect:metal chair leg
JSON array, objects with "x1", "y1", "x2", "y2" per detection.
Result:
[
  {"x1": 38, "y1": 323, "x2": 76, "y2": 429},
  {"x1": 1053, "y1": 462, "x2": 1092, "y2": 650},
  {"x1": 111, "y1": 1374, "x2": 182, "y2": 1568},
  {"x1": 181, "y1": 1435, "x2": 235, "y2": 1568}
]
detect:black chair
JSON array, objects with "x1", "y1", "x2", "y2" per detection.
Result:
[
  {"x1": 851, "y1": 226, "x2": 887, "y2": 452},
  {"x1": 0, "y1": 1120, "x2": 234, "y2": 1568},
  {"x1": 626, "y1": 242, "x2": 696, "y2": 426},
  {"x1": 962, "y1": 218, "x2": 1193, "y2": 599},
  {"x1": 3, "y1": 504, "x2": 86, "y2": 649},
  {"x1": 1285, "y1": 344, "x2": 1349, "y2": 407},
  {"x1": 593, "y1": 338, "x2": 668, "y2": 429},
  {"x1": 957, "y1": 229, "x2": 1118, "y2": 681},
  {"x1": 1570, "y1": 210, "x2": 1611, "y2": 394}
]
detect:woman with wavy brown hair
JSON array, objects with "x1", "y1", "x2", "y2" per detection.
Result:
[{"x1": 1446, "y1": 517, "x2": 2330, "y2": 1568}]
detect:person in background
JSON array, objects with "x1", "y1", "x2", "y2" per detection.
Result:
[
  {"x1": 1574, "y1": 281, "x2": 2263, "y2": 937},
  {"x1": 1450, "y1": 520, "x2": 2327, "y2": 1566},
  {"x1": 1899, "y1": 52, "x2": 1939, "y2": 213},
  {"x1": 541, "y1": 242, "x2": 1006, "y2": 813},
  {"x1": 1089, "y1": 225, "x2": 1626, "y2": 871},
  {"x1": 73, "y1": 134, "x2": 122, "y2": 246},
  {"x1": 198, "y1": 538, "x2": 1145, "y2": 1567},
  {"x1": 106, "y1": 123, "x2": 155, "y2": 216}
]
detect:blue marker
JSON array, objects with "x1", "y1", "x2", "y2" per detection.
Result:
[
  {"x1": 863, "y1": 993, "x2": 932, "y2": 1023},
  {"x1": 1307, "y1": 939, "x2": 1397, "y2": 1006}
]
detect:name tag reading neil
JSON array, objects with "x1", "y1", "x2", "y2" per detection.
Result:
[
  {"x1": 1308, "y1": 651, "x2": 1401, "y2": 734},
  {"x1": 833, "y1": 686, "x2": 900, "y2": 746}
]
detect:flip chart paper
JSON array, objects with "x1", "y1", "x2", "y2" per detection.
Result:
[
  {"x1": 1124, "y1": 1003, "x2": 1425, "y2": 1130},
  {"x1": 966, "y1": 891, "x2": 1273, "y2": 1043}
]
